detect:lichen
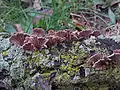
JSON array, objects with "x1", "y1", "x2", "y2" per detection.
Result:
[{"x1": 1, "y1": 28, "x2": 120, "y2": 90}]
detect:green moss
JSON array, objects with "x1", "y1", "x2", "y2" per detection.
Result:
[
  {"x1": 24, "y1": 41, "x2": 116, "y2": 88},
  {"x1": 2, "y1": 50, "x2": 8, "y2": 56},
  {"x1": 41, "y1": 72, "x2": 50, "y2": 78}
]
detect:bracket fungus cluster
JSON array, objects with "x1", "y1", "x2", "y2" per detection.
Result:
[
  {"x1": 9, "y1": 26, "x2": 120, "y2": 71},
  {"x1": 9, "y1": 27, "x2": 100, "y2": 51},
  {"x1": 87, "y1": 51, "x2": 120, "y2": 70}
]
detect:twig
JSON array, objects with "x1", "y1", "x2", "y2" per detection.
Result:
[
  {"x1": 70, "y1": 12, "x2": 92, "y2": 29},
  {"x1": 80, "y1": 11, "x2": 92, "y2": 30}
]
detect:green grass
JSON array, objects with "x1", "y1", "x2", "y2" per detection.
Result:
[
  {"x1": 0, "y1": 0, "x2": 82, "y2": 33},
  {"x1": 0, "y1": 0, "x2": 118, "y2": 33},
  {"x1": 34, "y1": 0, "x2": 83, "y2": 32},
  {"x1": 0, "y1": 0, "x2": 33, "y2": 33}
]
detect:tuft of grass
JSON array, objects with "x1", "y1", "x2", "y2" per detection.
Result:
[
  {"x1": 0, "y1": 0, "x2": 33, "y2": 33},
  {"x1": 0, "y1": 0, "x2": 82, "y2": 33},
  {"x1": 33, "y1": 0, "x2": 82, "y2": 32}
]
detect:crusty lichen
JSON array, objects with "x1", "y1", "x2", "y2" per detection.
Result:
[{"x1": 1, "y1": 34, "x2": 120, "y2": 90}]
